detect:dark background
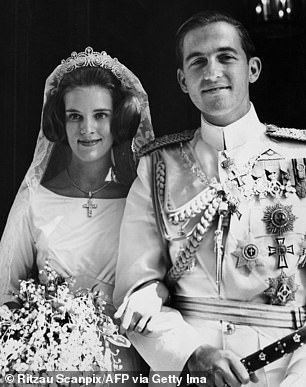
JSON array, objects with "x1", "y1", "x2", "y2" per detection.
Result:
[{"x1": 1, "y1": 0, "x2": 306, "y2": 233}]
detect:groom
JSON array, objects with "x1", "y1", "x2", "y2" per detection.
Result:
[{"x1": 115, "y1": 10, "x2": 306, "y2": 387}]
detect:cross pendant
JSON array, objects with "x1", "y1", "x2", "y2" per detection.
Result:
[{"x1": 82, "y1": 193, "x2": 97, "y2": 217}]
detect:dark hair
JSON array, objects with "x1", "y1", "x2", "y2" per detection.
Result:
[
  {"x1": 42, "y1": 66, "x2": 141, "y2": 146},
  {"x1": 176, "y1": 10, "x2": 256, "y2": 68}
]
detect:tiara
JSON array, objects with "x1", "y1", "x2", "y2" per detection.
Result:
[{"x1": 53, "y1": 47, "x2": 126, "y2": 83}]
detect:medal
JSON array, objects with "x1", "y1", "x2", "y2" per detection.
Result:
[
  {"x1": 268, "y1": 237, "x2": 294, "y2": 269},
  {"x1": 253, "y1": 176, "x2": 269, "y2": 199},
  {"x1": 267, "y1": 172, "x2": 284, "y2": 198},
  {"x1": 293, "y1": 159, "x2": 306, "y2": 198},
  {"x1": 232, "y1": 234, "x2": 262, "y2": 272},
  {"x1": 264, "y1": 271, "x2": 299, "y2": 306},
  {"x1": 262, "y1": 202, "x2": 297, "y2": 235},
  {"x1": 228, "y1": 169, "x2": 247, "y2": 188},
  {"x1": 296, "y1": 182, "x2": 306, "y2": 198}
]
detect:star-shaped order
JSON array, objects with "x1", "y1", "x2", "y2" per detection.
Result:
[
  {"x1": 264, "y1": 271, "x2": 299, "y2": 306},
  {"x1": 232, "y1": 234, "x2": 262, "y2": 272},
  {"x1": 262, "y1": 202, "x2": 297, "y2": 235}
]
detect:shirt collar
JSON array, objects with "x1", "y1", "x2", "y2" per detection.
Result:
[{"x1": 200, "y1": 103, "x2": 262, "y2": 151}]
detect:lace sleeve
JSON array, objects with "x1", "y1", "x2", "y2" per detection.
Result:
[{"x1": 0, "y1": 188, "x2": 36, "y2": 305}]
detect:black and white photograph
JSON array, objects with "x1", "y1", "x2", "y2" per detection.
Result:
[{"x1": 1, "y1": 1, "x2": 306, "y2": 386}]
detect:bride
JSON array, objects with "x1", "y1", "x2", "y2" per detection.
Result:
[{"x1": 0, "y1": 47, "x2": 156, "y2": 373}]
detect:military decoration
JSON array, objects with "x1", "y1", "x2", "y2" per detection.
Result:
[
  {"x1": 262, "y1": 203, "x2": 299, "y2": 299},
  {"x1": 296, "y1": 182, "x2": 306, "y2": 199},
  {"x1": 220, "y1": 149, "x2": 299, "y2": 201},
  {"x1": 264, "y1": 271, "x2": 299, "y2": 306},
  {"x1": 266, "y1": 172, "x2": 284, "y2": 198},
  {"x1": 262, "y1": 203, "x2": 297, "y2": 235},
  {"x1": 253, "y1": 177, "x2": 269, "y2": 199},
  {"x1": 232, "y1": 235, "x2": 262, "y2": 272},
  {"x1": 220, "y1": 151, "x2": 256, "y2": 199},
  {"x1": 268, "y1": 237, "x2": 294, "y2": 269},
  {"x1": 293, "y1": 159, "x2": 306, "y2": 199},
  {"x1": 279, "y1": 163, "x2": 296, "y2": 198}
]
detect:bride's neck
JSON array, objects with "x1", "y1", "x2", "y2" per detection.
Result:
[{"x1": 67, "y1": 155, "x2": 112, "y2": 190}]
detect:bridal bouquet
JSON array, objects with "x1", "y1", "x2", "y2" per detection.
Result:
[{"x1": 0, "y1": 262, "x2": 130, "y2": 378}]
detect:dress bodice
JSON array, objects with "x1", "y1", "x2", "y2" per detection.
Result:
[{"x1": 31, "y1": 185, "x2": 126, "y2": 290}]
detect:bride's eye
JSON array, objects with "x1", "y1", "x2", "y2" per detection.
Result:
[
  {"x1": 95, "y1": 112, "x2": 109, "y2": 120},
  {"x1": 66, "y1": 113, "x2": 82, "y2": 122}
]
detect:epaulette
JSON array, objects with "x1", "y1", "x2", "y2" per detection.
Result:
[
  {"x1": 265, "y1": 124, "x2": 306, "y2": 142},
  {"x1": 137, "y1": 129, "x2": 196, "y2": 158}
]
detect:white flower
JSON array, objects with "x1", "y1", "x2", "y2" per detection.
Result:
[{"x1": 0, "y1": 261, "x2": 129, "y2": 373}]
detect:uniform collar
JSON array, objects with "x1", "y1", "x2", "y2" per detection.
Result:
[{"x1": 200, "y1": 103, "x2": 262, "y2": 151}]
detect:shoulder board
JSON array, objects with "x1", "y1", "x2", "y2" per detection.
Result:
[
  {"x1": 137, "y1": 129, "x2": 197, "y2": 157},
  {"x1": 265, "y1": 124, "x2": 306, "y2": 142}
]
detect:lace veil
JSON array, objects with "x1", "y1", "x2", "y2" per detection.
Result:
[{"x1": 0, "y1": 47, "x2": 154, "y2": 304}]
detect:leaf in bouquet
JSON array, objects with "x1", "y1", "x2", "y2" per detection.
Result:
[
  {"x1": 107, "y1": 334, "x2": 131, "y2": 348},
  {"x1": 38, "y1": 270, "x2": 49, "y2": 285}
]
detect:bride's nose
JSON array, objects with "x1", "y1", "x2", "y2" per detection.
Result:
[{"x1": 80, "y1": 117, "x2": 95, "y2": 135}]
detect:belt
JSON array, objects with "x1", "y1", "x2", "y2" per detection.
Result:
[{"x1": 172, "y1": 295, "x2": 306, "y2": 329}]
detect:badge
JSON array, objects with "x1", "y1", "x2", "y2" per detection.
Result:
[
  {"x1": 253, "y1": 176, "x2": 269, "y2": 199},
  {"x1": 267, "y1": 172, "x2": 284, "y2": 198},
  {"x1": 296, "y1": 181, "x2": 306, "y2": 199},
  {"x1": 268, "y1": 237, "x2": 294, "y2": 269},
  {"x1": 283, "y1": 181, "x2": 296, "y2": 197},
  {"x1": 257, "y1": 148, "x2": 284, "y2": 161},
  {"x1": 232, "y1": 234, "x2": 262, "y2": 272},
  {"x1": 262, "y1": 203, "x2": 297, "y2": 235},
  {"x1": 264, "y1": 271, "x2": 299, "y2": 306},
  {"x1": 228, "y1": 169, "x2": 248, "y2": 188},
  {"x1": 293, "y1": 159, "x2": 306, "y2": 198}
]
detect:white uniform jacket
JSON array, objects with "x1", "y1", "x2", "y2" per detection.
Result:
[{"x1": 114, "y1": 105, "x2": 306, "y2": 387}]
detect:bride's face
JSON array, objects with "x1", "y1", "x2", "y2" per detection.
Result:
[{"x1": 64, "y1": 85, "x2": 114, "y2": 164}]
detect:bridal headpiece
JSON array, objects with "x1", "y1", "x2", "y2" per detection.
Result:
[{"x1": 53, "y1": 47, "x2": 126, "y2": 84}]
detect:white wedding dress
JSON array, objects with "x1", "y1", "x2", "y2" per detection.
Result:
[{"x1": 0, "y1": 48, "x2": 154, "y2": 375}]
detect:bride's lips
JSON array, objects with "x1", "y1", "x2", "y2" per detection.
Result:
[{"x1": 78, "y1": 139, "x2": 102, "y2": 147}]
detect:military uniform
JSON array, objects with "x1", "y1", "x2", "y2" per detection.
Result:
[{"x1": 114, "y1": 105, "x2": 306, "y2": 387}]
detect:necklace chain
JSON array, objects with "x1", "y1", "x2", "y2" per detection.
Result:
[{"x1": 66, "y1": 168, "x2": 111, "y2": 198}]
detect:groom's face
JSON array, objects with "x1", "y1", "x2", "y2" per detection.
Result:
[{"x1": 177, "y1": 21, "x2": 260, "y2": 127}]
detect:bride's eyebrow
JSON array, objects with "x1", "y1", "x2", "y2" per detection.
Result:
[
  {"x1": 93, "y1": 108, "x2": 112, "y2": 112},
  {"x1": 66, "y1": 108, "x2": 79, "y2": 112},
  {"x1": 65, "y1": 108, "x2": 112, "y2": 112}
]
